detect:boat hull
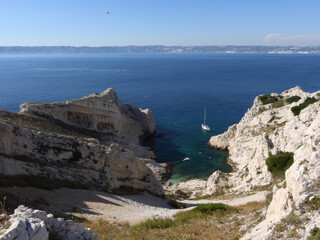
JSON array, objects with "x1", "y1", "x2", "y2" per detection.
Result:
[{"x1": 201, "y1": 124, "x2": 210, "y2": 131}]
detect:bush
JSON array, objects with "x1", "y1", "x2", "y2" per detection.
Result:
[
  {"x1": 309, "y1": 196, "x2": 320, "y2": 210},
  {"x1": 134, "y1": 218, "x2": 174, "y2": 230},
  {"x1": 192, "y1": 203, "x2": 238, "y2": 215},
  {"x1": 286, "y1": 96, "x2": 301, "y2": 104},
  {"x1": 291, "y1": 97, "x2": 318, "y2": 116},
  {"x1": 265, "y1": 152, "x2": 294, "y2": 178},
  {"x1": 285, "y1": 213, "x2": 301, "y2": 224},
  {"x1": 308, "y1": 227, "x2": 320, "y2": 240},
  {"x1": 258, "y1": 94, "x2": 278, "y2": 105}
]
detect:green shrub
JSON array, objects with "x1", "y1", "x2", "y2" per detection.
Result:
[
  {"x1": 309, "y1": 196, "x2": 320, "y2": 210},
  {"x1": 258, "y1": 94, "x2": 278, "y2": 105},
  {"x1": 286, "y1": 96, "x2": 301, "y2": 104},
  {"x1": 134, "y1": 218, "x2": 174, "y2": 230},
  {"x1": 285, "y1": 213, "x2": 301, "y2": 224},
  {"x1": 192, "y1": 203, "x2": 237, "y2": 215},
  {"x1": 291, "y1": 97, "x2": 318, "y2": 116},
  {"x1": 308, "y1": 227, "x2": 320, "y2": 240},
  {"x1": 265, "y1": 152, "x2": 294, "y2": 178}
]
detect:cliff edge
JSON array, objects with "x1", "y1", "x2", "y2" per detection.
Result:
[
  {"x1": 207, "y1": 86, "x2": 320, "y2": 239},
  {"x1": 0, "y1": 89, "x2": 164, "y2": 198}
]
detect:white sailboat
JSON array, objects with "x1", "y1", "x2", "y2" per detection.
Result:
[{"x1": 201, "y1": 108, "x2": 210, "y2": 131}]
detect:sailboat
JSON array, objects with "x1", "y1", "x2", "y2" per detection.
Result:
[{"x1": 201, "y1": 108, "x2": 210, "y2": 131}]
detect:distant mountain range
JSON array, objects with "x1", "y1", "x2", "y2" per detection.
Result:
[{"x1": 0, "y1": 45, "x2": 319, "y2": 54}]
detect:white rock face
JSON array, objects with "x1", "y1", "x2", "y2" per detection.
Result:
[
  {"x1": 0, "y1": 89, "x2": 165, "y2": 195},
  {"x1": 0, "y1": 205, "x2": 97, "y2": 240},
  {"x1": 205, "y1": 170, "x2": 229, "y2": 196},
  {"x1": 20, "y1": 88, "x2": 155, "y2": 142},
  {"x1": 207, "y1": 87, "x2": 320, "y2": 239},
  {"x1": 208, "y1": 86, "x2": 320, "y2": 192},
  {"x1": 0, "y1": 119, "x2": 163, "y2": 196}
]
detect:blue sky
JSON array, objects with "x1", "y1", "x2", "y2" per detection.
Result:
[{"x1": 1, "y1": 0, "x2": 320, "y2": 46}]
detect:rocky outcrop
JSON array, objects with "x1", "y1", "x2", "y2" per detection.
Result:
[
  {"x1": 0, "y1": 205, "x2": 97, "y2": 240},
  {"x1": 20, "y1": 88, "x2": 155, "y2": 142},
  {"x1": 0, "y1": 88, "x2": 165, "y2": 196},
  {"x1": 208, "y1": 86, "x2": 319, "y2": 192},
  {"x1": 207, "y1": 87, "x2": 320, "y2": 239},
  {"x1": 0, "y1": 118, "x2": 163, "y2": 196}
]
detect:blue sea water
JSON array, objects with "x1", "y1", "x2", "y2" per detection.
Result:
[{"x1": 0, "y1": 53, "x2": 320, "y2": 183}]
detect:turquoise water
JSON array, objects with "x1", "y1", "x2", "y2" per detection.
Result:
[{"x1": 0, "y1": 53, "x2": 320, "y2": 183}]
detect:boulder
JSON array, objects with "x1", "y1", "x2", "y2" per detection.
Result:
[{"x1": 0, "y1": 205, "x2": 98, "y2": 240}]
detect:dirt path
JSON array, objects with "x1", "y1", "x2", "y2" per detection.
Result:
[
  {"x1": 181, "y1": 191, "x2": 268, "y2": 206},
  {"x1": 3, "y1": 187, "x2": 268, "y2": 225}
]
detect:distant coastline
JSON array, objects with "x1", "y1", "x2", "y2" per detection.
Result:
[{"x1": 0, "y1": 45, "x2": 319, "y2": 54}]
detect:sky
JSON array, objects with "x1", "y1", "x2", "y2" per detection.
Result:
[{"x1": 0, "y1": 0, "x2": 320, "y2": 46}]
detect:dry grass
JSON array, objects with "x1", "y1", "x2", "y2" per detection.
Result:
[{"x1": 85, "y1": 202, "x2": 265, "y2": 240}]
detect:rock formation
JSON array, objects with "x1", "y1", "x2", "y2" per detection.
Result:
[
  {"x1": 20, "y1": 88, "x2": 156, "y2": 159},
  {"x1": 20, "y1": 88, "x2": 155, "y2": 141},
  {"x1": 0, "y1": 89, "x2": 165, "y2": 196},
  {"x1": 207, "y1": 87, "x2": 320, "y2": 239},
  {"x1": 0, "y1": 205, "x2": 98, "y2": 240}
]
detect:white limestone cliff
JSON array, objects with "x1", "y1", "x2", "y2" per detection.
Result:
[
  {"x1": 0, "y1": 119, "x2": 163, "y2": 196},
  {"x1": 0, "y1": 88, "x2": 165, "y2": 196},
  {"x1": 20, "y1": 88, "x2": 155, "y2": 144},
  {"x1": 207, "y1": 87, "x2": 320, "y2": 239}
]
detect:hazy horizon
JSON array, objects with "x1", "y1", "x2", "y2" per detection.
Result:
[
  {"x1": 1, "y1": 0, "x2": 320, "y2": 47},
  {"x1": 0, "y1": 44, "x2": 320, "y2": 47}
]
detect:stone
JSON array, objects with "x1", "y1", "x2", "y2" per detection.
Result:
[{"x1": 0, "y1": 206, "x2": 98, "y2": 240}]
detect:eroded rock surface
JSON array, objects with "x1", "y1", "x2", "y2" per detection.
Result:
[
  {"x1": 0, "y1": 89, "x2": 165, "y2": 196},
  {"x1": 207, "y1": 87, "x2": 320, "y2": 239},
  {"x1": 0, "y1": 118, "x2": 163, "y2": 196},
  {"x1": 20, "y1": 88, "x2": 155, "y2": 141},
  {"x1": 208, "y1": 86, "x2": 319, "y2": 192},
  {"x1": 0, "y1": 205, "x2": 97, "y2": 240}
]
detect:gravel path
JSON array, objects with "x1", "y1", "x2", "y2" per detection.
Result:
[
  {"x1": 3, "y1": 187, "x2": 268, "y2": 225},
  {"x1": 181, "y1": 191, "x2": 268, "y2": 206}
]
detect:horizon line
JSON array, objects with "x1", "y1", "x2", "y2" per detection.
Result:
[{"x1": 0, "y1": 44, "x2": 319, "y2": 48}]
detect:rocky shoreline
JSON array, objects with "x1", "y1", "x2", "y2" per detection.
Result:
[
  {"x1": 0, "y1": 89, "x2": 170, "y2": 202},
  {"x1": 165, "y1": 87, "x2": 320, "y2": 239},
  {"x1": 1, "y1": 86, "x2": 320, "y2": 239}
]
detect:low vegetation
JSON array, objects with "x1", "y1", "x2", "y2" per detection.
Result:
[
  {"x1": 291, "y1": 97, "x2": 318, "y2": 116},
  {"x1": 286, "y1": 95, "x2": 301, "y2": 104},
  {"x1": 271, "y1": 212, "x2": 305, "y2": 239},
  {"x1": 85, "y1": 202, "x2": 264, "y2": 240},
  {"x1": 0, "y1": 196, "x2": 7, "y2": 215},
  {"x1": 258, "y1": 94, "x2": 279, "y2": 105},
  {"x1": 308, "y1": 227, "x2": 320, "y2": 240},
  {"x1": 285, "y1": 213, "x2": 301, "y2": 225},
  {"x1": 273, "y1": 99, "x2": 285, "y2": 108},
  {"x1": 265, "y1": 152, "x2": 294, "y2": 178},
  {"x1": 0, "y1": 196, "x2": 10, "y2": 232},
  {"x1": 308, "y1": 196, "x2": 320, "y2": 211}
]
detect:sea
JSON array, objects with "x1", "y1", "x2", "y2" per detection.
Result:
[{"x1": 0, "y1": 53, "x2": 320, "y2": 183}]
